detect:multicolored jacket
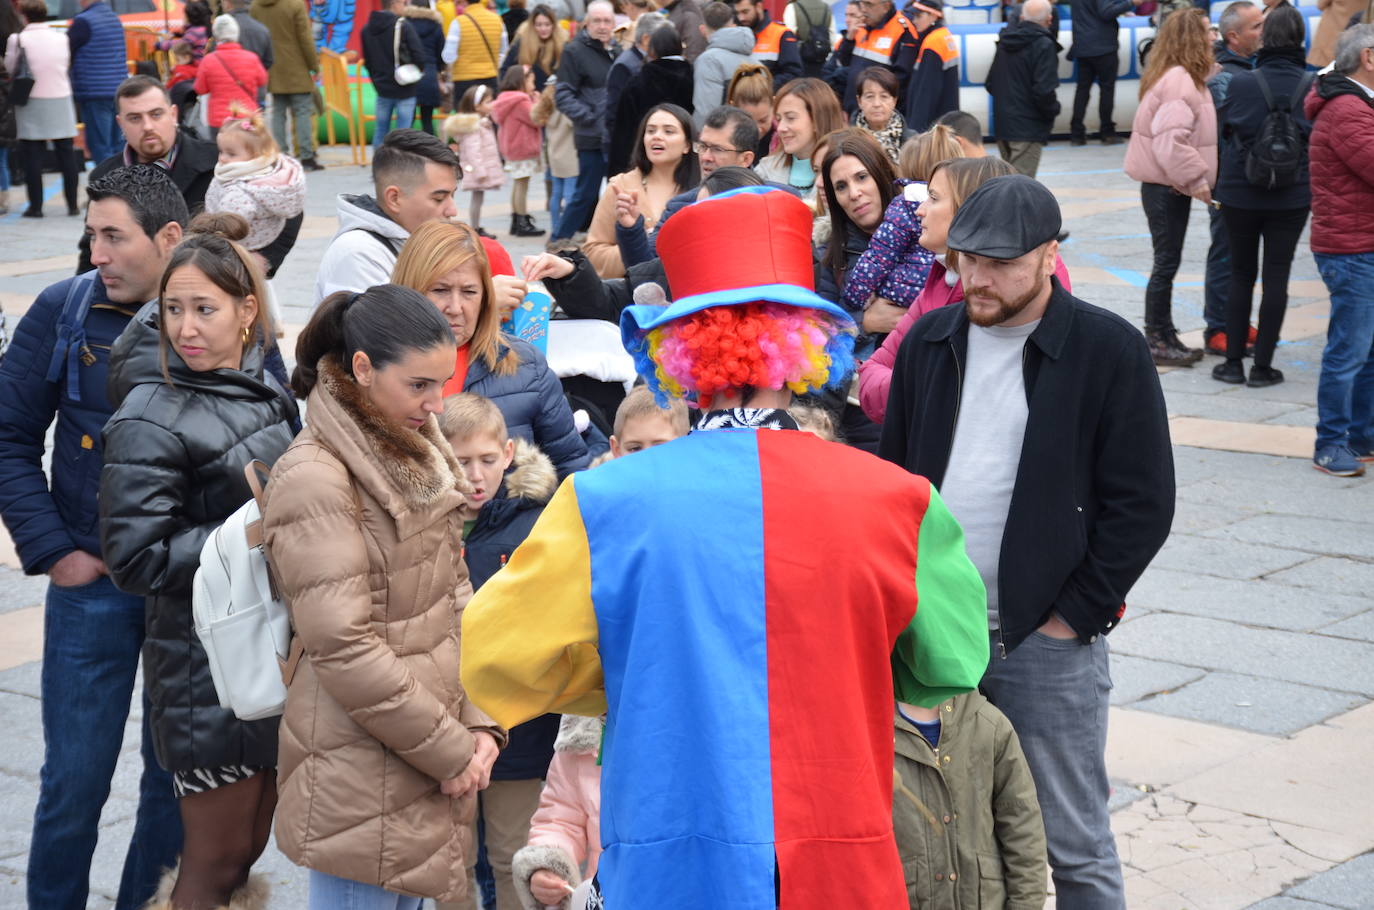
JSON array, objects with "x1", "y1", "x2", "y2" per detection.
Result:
[{"x1": 462, "y1": 420, "x2": 990, "y2": 909}]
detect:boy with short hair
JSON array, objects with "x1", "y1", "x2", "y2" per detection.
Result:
[
  {"x1": 608, "y1": 385, "x2": 690, "y2": 457},
  {"x1": 440, "y1": 393, "x2": 561, "y2": 910}
]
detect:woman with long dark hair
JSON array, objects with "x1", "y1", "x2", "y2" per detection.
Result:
[
  {"x1": 1211, "y1": 5, "x2": 1313, "y2": 388},
  {"x1": 1124, "y1": 8, "x2": 1218, "y2": 366},
  {"x1": 583, "y1": 102, "x2": 699, "y2": 278},
  {"x1": 99, "y1": 213, "x2": 298, "y2": 910},
  {"x1": 262, "y1": 284, "x2": 506, "y2": 909}
]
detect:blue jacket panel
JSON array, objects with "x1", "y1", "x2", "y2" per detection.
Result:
[
  {"x1": 69, "y1": 1, "x2": 128, "y2": 100},
  {"x1": 1069, "y1": 0, "x2": 1134, "y2": 60},
  {"x1": 0, "y1": 274, "x2": 136, "y2": 573},
  {"x1": 464, "y1": 336, "x2": 591, "y2": 477},
  {"x1": 1216, "y1": 47, "x2": 1314, "y2": 211}
]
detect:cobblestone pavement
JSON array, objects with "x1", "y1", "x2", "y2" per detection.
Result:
[{"x1": 0, "y1": 140, "x2": 1370, "y2": 909}]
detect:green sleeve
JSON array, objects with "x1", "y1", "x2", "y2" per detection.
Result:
[{"x1": 891, "y1": 486, "x2": 991, "y2": 707}]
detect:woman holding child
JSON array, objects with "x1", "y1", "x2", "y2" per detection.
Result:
[
  {"x1": 262, "y1": 284, "x2": 507, "y2": 909},
  {"x1": 392, "y1": 220, "x2": 590, "y2": 476}
]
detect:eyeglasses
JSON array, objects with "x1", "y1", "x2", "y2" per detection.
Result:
[{"x1": 693, "y1": 141, "x2": 745, "y2": 156}]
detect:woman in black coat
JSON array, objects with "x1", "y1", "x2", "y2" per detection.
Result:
[
  {"x1": 607, "y1": 25, "x2": 694, "y2": 176},
  {"x1": 99, "y1": 217, "x2": 298, "y2": 909},
  {"x1": 405, "y1": 0, "x2": 448, "y2": 134},
  {"x1": 1211, "y1": 4, "x2": 1314, "y2": 389}
]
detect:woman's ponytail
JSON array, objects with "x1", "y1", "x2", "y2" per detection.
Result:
[{"x1": 292, "y1": 291, "x2": 355, "y2": 398}]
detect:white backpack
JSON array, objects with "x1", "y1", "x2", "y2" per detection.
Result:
[{"x1": 192, "y1": 461, "x2": 300, "y2": 721}]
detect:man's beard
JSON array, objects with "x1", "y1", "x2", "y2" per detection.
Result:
[{"x1": 964, "y1": 282, "x2": 1041, "y2": 328}]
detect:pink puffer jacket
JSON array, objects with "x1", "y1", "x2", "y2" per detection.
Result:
[
  {"x1": 858, "y1": 256, "x2": 1072, "y2": 424},
  {"x1": 490, "y1": 89, "x2": 542, "y2": 162},
  {"x1": 511, "y1": 715, "x2": 603, "y2": 910},
  {"x1": 1123, "y1": 65, "x2": 1218, "y2": 196}
]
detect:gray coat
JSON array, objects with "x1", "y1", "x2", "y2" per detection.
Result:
[
  {"x1": 692, "y1": 26, "x2": 754, "y2": 129},
  {"x1": 555, "y1": 29, "x2": 616, "y2": 151}
]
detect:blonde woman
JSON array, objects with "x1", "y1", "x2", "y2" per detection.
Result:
[
  {"x1": 502, "y1": 3, "x2": 567, "y2": 89},
  {"x1": 392, "y1": 220, "x2": 590, "y2": 475},
  {"x1": 1124, "y1": 7, "x2": 1217, "y2": 367},
  {"x1": 726, "y1": 60, "x2": 776, "y2": 159}
]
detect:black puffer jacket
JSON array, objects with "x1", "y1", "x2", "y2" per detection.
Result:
[
  {"x1": 987, "y1": 18, "x2": 1062, "y2": 143},
  {"x1": 99, "y1": 304, "x2": 298, "y2": 774},
  {"x1": 608, "y1": 57, "x2": 695, "y2": 176},
  {"x1": 554, "y1": 29, "x2": 616, "y2": 151}
]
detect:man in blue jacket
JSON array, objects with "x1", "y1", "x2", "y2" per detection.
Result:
[
  {"x1": 67, "y1": 0, "x2": 130, "y2": 164},
  {"x1": 1068, "y1": 0, "x2": 1144, "y2": 144},
  {"x1": 0, "y1": 166, "x2": 188, "y2": 910}
]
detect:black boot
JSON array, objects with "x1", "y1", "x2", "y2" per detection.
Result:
[
  {"x1": 301, "y1": 156, "x2": 325, "y2": 172},
  {"x1": 511, "y1": 213, "x2": 522, "y2": 237},
  {"x1": 519, "y1": 214, "x2": 545, "y2": 237},
  {"x1": 1146, "y1": 329, "x2": 1198, "y2": 367}
]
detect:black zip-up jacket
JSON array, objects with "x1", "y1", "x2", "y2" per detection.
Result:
[
  {"x1": 361, "y1": 9, "x2": 426, "y2": 98},
  {"x1": 878, "y1": 278, "x2": 1174, "y2": 654},
  {"x1": 987, "y1": 18, "x2": 1062, "y2": 143},
  {"x1": 555, "y1": 29, "x2": 616, "y2": 151}
]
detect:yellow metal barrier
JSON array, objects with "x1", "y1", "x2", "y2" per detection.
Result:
[{"x1": 319, "y1": 50, "x2": 365, "y2": 166}]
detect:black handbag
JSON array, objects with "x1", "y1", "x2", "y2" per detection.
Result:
[{"x1": 9, "y1": 35, "x2": 34, "y2": 107}]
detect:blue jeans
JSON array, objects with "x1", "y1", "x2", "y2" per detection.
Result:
[
  {"x1": 1203, "y1": 201, "x2": 1229, "y2": 335},
  {"x1": 373, "y1": 95, "x2": 418, "y2": 149},
  {"x1": 982, "y1": 633, "x2": 1123, "y2": 909},
  {"x1": 79, "y1": 98, "x2": 120, "y2": 164},
  {"x1": 549, "y1": 175, "x2": 574, "y2": 228},
  {"x1": 309, "y1": 869, "x2": 424, "y2": 910},
  {"x1": 1314, "y1": 251, "x2": 1374, "y2": 451},
  {"x1": 29, "y1": 575, "x2": 182, "y2": 910},
  {"x1": 554, "y1": 148, "x2": 605, "y2": 240},
  {"x1": 0, "y1": 146, "x2": 10, "y2": 192}
]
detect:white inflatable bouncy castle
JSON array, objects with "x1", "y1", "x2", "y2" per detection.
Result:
[{"x1": 829, "y1": 0, "x2": 1325, "y2": 137}]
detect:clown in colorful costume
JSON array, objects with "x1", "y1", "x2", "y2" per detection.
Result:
[{"x1": 461, "y1": 187, "x2": 989, "y2": 909}]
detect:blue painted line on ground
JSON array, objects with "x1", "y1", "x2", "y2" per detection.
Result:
[{"x1": 1105, "y1": 267, "x2": 1150, "y2": 288}]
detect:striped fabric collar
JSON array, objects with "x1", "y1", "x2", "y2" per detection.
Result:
[{"x1": 694, "y1": 408, "x2": 800, "y2": 432}]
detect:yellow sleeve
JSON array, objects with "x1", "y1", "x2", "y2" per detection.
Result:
[{"x1": 461, "y1": 477, "x2": 606, "y2": 729}]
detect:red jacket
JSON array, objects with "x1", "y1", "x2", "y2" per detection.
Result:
[
  {"x1": 490, "y1": 89, "x2": 542, "y2": 162},
  {"x1": 858, "y1": 257, "x2": 1072, "y2": 424},
  {"x1": 1305, "y1": 76, "x2": 1374, "y2": 256},
  {"x1": 192, "y1": 43, "x2": 267, "y2": 127}
]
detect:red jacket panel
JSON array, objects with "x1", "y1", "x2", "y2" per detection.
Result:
[
  {"x1": 1305, "y1": 81, "x2": 1374, "y2": 256},
  {"x1": 193, "y1": 43, "x2": 268, "y2": 127}
]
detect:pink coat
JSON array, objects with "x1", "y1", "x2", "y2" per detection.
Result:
[
  {"x1": 193, "y1": 43, "x2": 268, "y2": 127},
  {"x1": 1123, "y1": 66, "x2": 1218, "y2": 196},
  {"x1": 447, "y1": 113, "x2": 506, "y2": 191},
  {"x1": 490, "y1": 90, "x2": 542, "y2": 163},
  {"x1": 511, "y1": 716, "x2": 602, "y2": 910},
  {"x1": 858, "y1": 256, "x2": 1072, "y2": 424}
]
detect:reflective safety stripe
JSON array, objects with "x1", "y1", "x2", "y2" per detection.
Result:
[{"x1": 851, "y1": 11, "x2": 917, "y2": 64}]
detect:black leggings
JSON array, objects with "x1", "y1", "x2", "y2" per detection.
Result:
[
  {"x1": 21, "y1": 138, "x2": 79, "y2": 213},
  {"x1": 1222, "y1": 204, "x2": 1309, "y2": 367},
  {"x1": 1140, "y1": 182, "x2": 1193, "y2": 334},
  {"x1": 419, "y1": 104, "x2": 437, "y2": 135}
]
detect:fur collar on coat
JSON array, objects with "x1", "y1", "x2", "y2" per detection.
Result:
[{"x1": 553, "y1": 714, "x2": 604, "y2": 754}]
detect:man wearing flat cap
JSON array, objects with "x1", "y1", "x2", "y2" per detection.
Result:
[{"x1": 880, "y1": 174, "x2": 1175, "y2": 908}]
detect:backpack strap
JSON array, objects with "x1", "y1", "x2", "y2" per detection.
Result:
[
  {"x1": 240, "y1": 458, "x2": 306, "y2": 686},
  {"x1": 1252, "y1": 68, "x2": 1277, "y2": 112},
  {"x1": 360, "y1": 228, "x2": 402, "y2": 256},
  {"x1": 1289, "y1": 71, "x2": 1315, "y2": 114},
  {"x1": 44, "y1": 271, "x2": 98, "y2": 403}
]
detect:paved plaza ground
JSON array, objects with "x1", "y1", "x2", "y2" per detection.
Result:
[{"x1": 0, "y1": 140, "x2": 1371, "y2": 909}]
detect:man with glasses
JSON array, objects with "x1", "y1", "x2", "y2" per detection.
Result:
[{"x1": 833, "y1": 0, "x2": 920, "y2": 114}]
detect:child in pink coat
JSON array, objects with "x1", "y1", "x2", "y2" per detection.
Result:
[
  {"x1": 490, "y1": 65, "x2": 546, "y2": 238},
  {"x1": 444, "y1": 84, "x2": 505, "y2": 240},
  {"x1": 511, "y1": 715, "x2": 603, "y2": 910}
]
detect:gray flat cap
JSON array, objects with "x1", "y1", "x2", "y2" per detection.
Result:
[{"x1": 947, "y1": 174, "x2": 1062, "y2": 260}]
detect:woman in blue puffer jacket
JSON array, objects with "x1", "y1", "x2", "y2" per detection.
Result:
[{"x1": 393, "y1": 219, "x2": 591, "y2": 476}]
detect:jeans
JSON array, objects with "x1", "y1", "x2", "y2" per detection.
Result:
[
  {"x1": 79, "y1": 98, "x2": 120, "y2": 163},
  {"x1": 309, "y1": 869, "x2": 424, "y2": 910},
  {"x1": 1203, "y1": 202, "x2": 1229, "y2": 335},
  {"x1": 1222, "y1": 204, "x2": 1309, "y2": 366},
  {"x1": 0, "y1": 146, "x2": 11, "y2": 193},
  {"x1": 1314, "y1": 251, "x2": 1374, "y2": 451},
  {"x1": 1140, "y1": 182, "x2": 1193, "y2": 334},
  {"x1": 28, "y1": 575, "x2": 183, "y2": 910},
  {"x1": 982, "y1": 632, "x2": 1123, "y2": 909},
  {"x1": 373, "y1": 95, "x2": 418, "y2": 149},
  {"x1": 549, "y1": 175, "x2": 574, "y2": 227},
  {"x1": 271, "y1": 92, "x2": 316, "y2": 159},
  {"x1": 1070, "y1": 52, "x2": 1119, "y2": 140},
  {"x1": 554, "y1": 148, "x2": 605, "y2": 240}
]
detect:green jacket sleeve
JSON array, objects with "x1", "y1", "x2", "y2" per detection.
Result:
[
  {"x1": 991, "y1": 708, "x2": 1049, "y2": 909},
  {"x1": 891, "y1": 485, "x2": 990, "y2": 707}
]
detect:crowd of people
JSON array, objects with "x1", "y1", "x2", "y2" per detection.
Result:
[{"x1": 1, "y1": 0, "x2": 1374, "y2": 906}]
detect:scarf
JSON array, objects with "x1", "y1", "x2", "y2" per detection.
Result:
[
  {"x1": 214, "y1": 153, "x2": 277, "y2": 184},
  {"x1": 694, "y1": 409, "x2": 801, "y2": 432},
  {"x1": 856, "y1": 110, "x2": 907, "y2": 164}
]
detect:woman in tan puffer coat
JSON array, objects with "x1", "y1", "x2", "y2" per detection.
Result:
[{"x1": 262, "y1": 284, "x2": 506, "y2": 909}]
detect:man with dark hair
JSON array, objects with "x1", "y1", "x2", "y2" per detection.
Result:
[
  {"x1": 1068, "y1": 0, "x2": 1145, "y2": 145},
  {"x1": 986, "y1": 0, "x2": 1061, "y2": 176},
  {"x1": 881, "y1": 174, "x2": 1173, "y2": 907},
  {"x1": 80, "y1": 77, "x2": 219, "y2": 272},
  {"x1": 693, "y1": 1, "x2": 754, "y2": 127},
  {"x1": 734, "y1": 0, "x2": 803, "y2": 88},
  {"x1": 67, "y1": 0, "x2": 128, "y2": 163},
  {"x1": 1201, "y1": 0, "x2": 1262, "y2": 354},
  {"x1": 314, "y1": 127, "x2": 461, "y2": 302},
  {"x1": 832, "y1": 0, "x2": 919, "y2": 114},
  {"x1": 0, "y1": 164, "x2": 189, "y2": 910},
  {"x1": 936, "y1": 109, "x2": 990, "y2": 156}
]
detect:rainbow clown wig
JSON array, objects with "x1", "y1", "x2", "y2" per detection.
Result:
[{"x1": 619, "y1": 187, "x2": 856, "y2": 409}]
